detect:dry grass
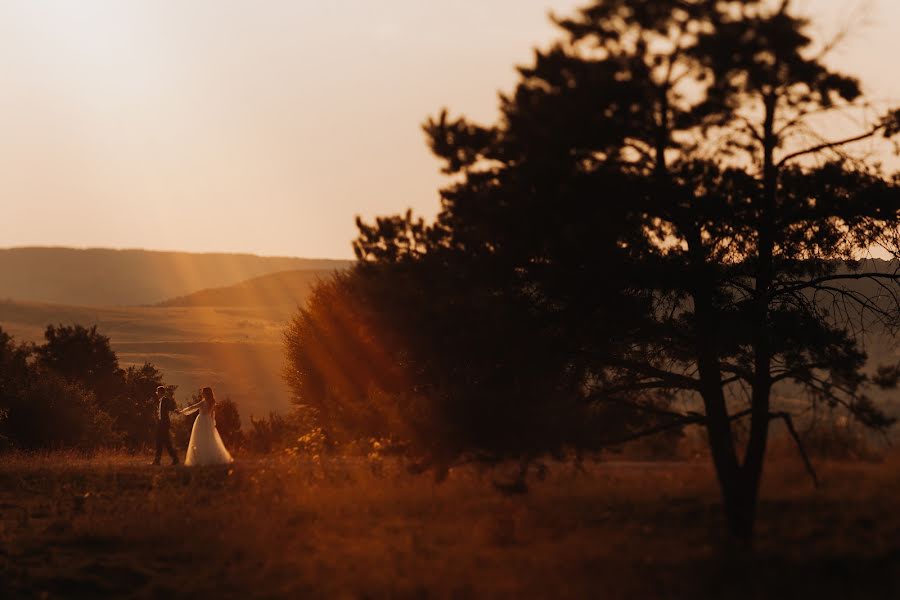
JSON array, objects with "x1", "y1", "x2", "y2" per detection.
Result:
[{"x1": 2, "y1": 452, "x2": 900, "y2": 599}]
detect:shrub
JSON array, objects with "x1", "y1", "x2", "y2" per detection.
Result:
[
  {"x1": 216, "y1": 397, "x2": 244, "y2": 450},
  {"x1": 283, "y1": 268, "x2": 658, "y2": 469}
]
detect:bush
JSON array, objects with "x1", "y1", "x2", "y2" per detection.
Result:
[
  {"x1": 216, "y1": 397, "x2": 244, "y2": 450},
  {"x1": 283, "y1": 267, "x2": 656, "y2": 469},
  {"x1": 2, "y1": 370, "x2": 122, "y2": 451},
  {"x1": 246, "y1": 412, "x2": 302, "y2": 454},
  {"x1": 0, "y1": 325, "x2": 164, "y2": 452}
]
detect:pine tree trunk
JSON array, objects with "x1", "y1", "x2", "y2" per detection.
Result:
[
  {"x1": 706, "y1": 92, "x2": 780, "y2": 545},
  {"x1": 699, "y1": 382, "x2": 762, "y2": 544},
  {"x1": 677, "y1": 88, "x2": 778, "y2": 544},
  {"x1": 720, "y1": 470, "x2": 759, "y2": 543},
  {"x1": 723, "y1": 91, "x2": 779, "y2": 543},
  {"x1": 703, "y1": 397, "x2": 769, "y2": 544},
  {"x1": 691, "y1": 269, "x2": 752, "y2": 543}
]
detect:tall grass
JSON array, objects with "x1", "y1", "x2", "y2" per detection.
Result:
[{"x1": 2, "y1": 452, "x2": 899, "y2": 598}]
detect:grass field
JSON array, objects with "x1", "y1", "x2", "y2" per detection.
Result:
[{"x1": 2, "y1": 452, "x2": 900, "y2": 599}]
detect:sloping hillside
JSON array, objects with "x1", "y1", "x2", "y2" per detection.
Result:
[
  {"x1": 0, "y1": 248, "x2": 351, "y2": 421},
  {"x1": 0, "y1": 299, "x2": 292, "y2": 422},
  {"x1": 157, "y1": 269, "x2": 328, "y2": 320},
  {"x1": 0, "y1": 247, "x2": 350, "y2": 306}
]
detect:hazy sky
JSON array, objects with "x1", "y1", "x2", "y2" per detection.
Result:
[{"x1": 0, "y1": 0, "x2": 897, "y2": 259}]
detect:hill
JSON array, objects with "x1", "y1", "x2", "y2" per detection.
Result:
[
  {"x1": 0, "y1": 299, "x2": 291, "y2": 422},
  {"x1": 156, "y1": 269, "x2": 327, "y2": 320},
  {"x1": 0, "y1": 250, "x2": 352, "y2": 421},
  {"x1": 0, "y1": 247, "x2": 351, "y2": 306}
]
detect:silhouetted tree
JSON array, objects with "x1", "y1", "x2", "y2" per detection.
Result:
[
  {"x1": 1, "y1": 326, "x2": 245, "y2": 455},
  {"x1": 0, "y1": 327, "x2": 32, "y2": 449},
  {"x1": 353, "y1": 0, "x2": 900, "y2": 541},
  {"x1": 25, "y1": 324, "x2": 172, "y2": 450},
  {"x1": 0, "y1": 328, "x2": 29, "y2": 399},
  {"x1": 36, "y1": 324, "x2": 124, "y2": 411},
  {"x1": 0, "y1": 327, "x2": 121, "y2": 450}
]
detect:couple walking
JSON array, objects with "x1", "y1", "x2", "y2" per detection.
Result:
[{"x1": 153, "y1": 386, "x2": 234, "y2": 467}]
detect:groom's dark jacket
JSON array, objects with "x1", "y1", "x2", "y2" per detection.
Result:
[{"x1": 157, "y1": 395, "x2": 177, "y2": 429}]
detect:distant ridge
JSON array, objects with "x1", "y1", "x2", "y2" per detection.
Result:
[
  {"x1": 0, "y1": 247, "x2": 351, "y2": 306},
  {"x1": 157, "y1": 269, "x2": 327, "y2": 314}
]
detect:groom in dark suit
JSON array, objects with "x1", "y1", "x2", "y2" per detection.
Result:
[{"x1": 153, "y1": 386, "x2": 179, "y2": 465}]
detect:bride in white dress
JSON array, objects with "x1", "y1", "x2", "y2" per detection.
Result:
[{"x1": 178, "y1": 386, "x2": 234, "y2": 466}]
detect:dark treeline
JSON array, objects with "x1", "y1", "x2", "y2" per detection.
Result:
[
  {"x1": 0, "y1": 324, "x2": 162, "y2": 451},
  {"x1": 284, "y1": 0, "x2": 900, "y2": 543},
  {"x1": 0, "y1": 324, "x2": 246, "y2": 452}
]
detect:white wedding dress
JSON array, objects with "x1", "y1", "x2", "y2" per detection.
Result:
[{"x1": 181, "y1": 400, "x2": 234, "y2": 466}]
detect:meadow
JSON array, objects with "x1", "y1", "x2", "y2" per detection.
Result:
[{"x1": 3, "y1": 452, "x2": 899, "y2": 599}]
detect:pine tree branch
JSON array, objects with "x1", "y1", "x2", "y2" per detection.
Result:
[
  {"x1": 604, "y1": 358, "x2": 701, "y2": 390},
  {"x1": 769, "y1": 411, "x2": 819, "y2": 488},
  {"x1": 774, "y1": 272, "x2": 900, "y2": 296},
  {"x1": 811, "y1": 284, "x2": 896, "y2": 323},
  {"x1": 598, "y1": 380, "x2": 692, "y2": 396},
  {"x1": 776, "y1": 124, "x2": 886, "y2": 167},
  {"x1": 599, "y1": 408, "x2": 754, "y2": 446},
  {"x1": 719, "y1": 362, "x2": 755, "y2": 382},
  {"x1": 592, "y1": 395, "x2": 699, "y2": 421}
]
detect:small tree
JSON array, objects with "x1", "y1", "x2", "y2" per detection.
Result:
[
  {"x1": 35, "y1": 324, "x2": 171, "y2": 450},
  {"x1": 35, "y1": 324, "x2": 125, "y2": 412},
  {"x1": 0, "y1": 327, "x2": 121, "y2": 450}
]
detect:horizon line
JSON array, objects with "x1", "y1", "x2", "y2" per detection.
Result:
[{"x1": 0, "y1": 244, "x2": 353, "y2": 263}]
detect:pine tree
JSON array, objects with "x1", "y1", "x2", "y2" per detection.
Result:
[{"x1": 355, "y1": 0, "x2": 900, "y2": 541}]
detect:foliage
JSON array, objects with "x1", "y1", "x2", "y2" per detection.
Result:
[
  {"x1": 119, "y1": 363, "x2": 169, "y2": 448},
  {"x1": 0, "y1": 324, "x2": 173, "y2": 451},
  {"x1": 0, "y1": 327, "x2": 122, "y2": 450},
  {"x1": 216, "y1": 397, "x2": 244, "y2": 450},
  {"x1": 244, "y1": 411, "x2": 313, "y2": 454},
  {"x1": 35, "y1": 324, "x2": 124, "y2": 413},
  {"x1": 284, "y1": 266, "x2": 660, "y2": 472},
  {"x1": 346, "y1": 0, "x2": 900, "y2": 541}
]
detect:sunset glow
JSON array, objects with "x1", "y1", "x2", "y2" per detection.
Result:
[
  {"x1": 3, "y1": 2, "x2": 900, "y2": 596},
  {"x1": 1, "y1": 0, "x2": 897, "y2": 258}
]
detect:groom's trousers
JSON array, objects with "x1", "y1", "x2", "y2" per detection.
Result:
[{"x1": 154, "y1": 424, "x2": 179, "y2": 464}]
